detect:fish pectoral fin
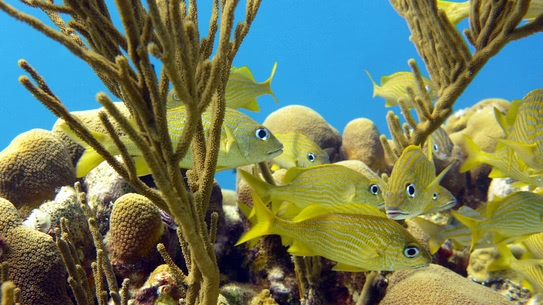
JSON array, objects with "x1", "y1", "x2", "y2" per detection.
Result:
[
  {"x1": 287, "y1": 240, "x2": 317, "y2": 256},
  {"x1": 271, "y1": 163, "x2": 281, "y2": 171},
  {"x1": 282, "y1": 167, "x2": 306, "y2": 184},
  {"x1": 221, "y1": 123, "x2": 235, "y2": 153},
  {"x1": 242, "y1": 99, "x2": 260, "y2": 112},
  {"x1": 332, "y1": 262, "x2": 368, "y2": 272},
  {"x1": 384, "y1": 98, "x2": 398, "y2": 107},
  {"x1": 341, "y1": 182, "x2": 356, "y2": 202},
  {"x1": 133, "y1": 156, "x2": 152, "y2": 176}
]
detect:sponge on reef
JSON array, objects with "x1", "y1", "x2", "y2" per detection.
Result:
[
  {"x1": 1, "y1": 226, "x2": 73, "y2": 305},
  {"x1": 107, "y1": 193, "x2": 164, "y2": 264},
  {"x1": 263, "y1": 105, "x2": 342, "y2": 162},
  {"x1": 0, "y1": 129, "x2": 76, "y2": 215},
  {"x1": 378, "y1": 263, "x2": 511, "y2": 305}
]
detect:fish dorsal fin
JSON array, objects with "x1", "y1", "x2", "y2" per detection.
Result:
[
  {"x1": 380, "y1": 74, "x2": 391, "y2": 85},
  {"x1": 233, "y1": 66, "x2": 256, "y2": 82},
  {"x1": 332, "y1": 262, "x2": 369, "y2": 272},
  {"x1": 282, "y1": 166, "x2": 307, "y2": 184},
  {"x1": 426, "y1": 163, "x2": 452, "y2": 193},
  {"x1": 365, "y1": 69, "x2": 380, "y2": 97},
  {"x1": 507, "y1": 99, "x2": 522, "y2": 125},
  {"x1": 494, "y1": 106, "x2": 511, "y2": 135},
  {"x1": 242, "y1": 99, "x2": 260, "y2": 112},
  {"x1": 292, "y1": 203, "x2": 385, "y2": 222},
  {"x1": 287, "y1": 240, "x2": 317, "y2": 256}
]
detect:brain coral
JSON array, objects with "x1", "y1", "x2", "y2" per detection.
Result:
[
  {"x1": 0, "y1": 129, "x2": 76, "y2": 215},
  {"x1": 263, "y1": 105, "x2": 343, "y2": 162},
  {"x1": 107, "y1": 193, "x2": 164, "y2": 265},
  {"x1": 0, "y1": 198, "x2": 21, "y2": 236},
  {"x1": 341, "y1": 118, "x2": 386, "y2": 172},
  {"x1": 378, "y1": 264, "x2": 511, "y2": 305},
  {"x1": 1, "y1": 226, "x2": 73, "y2": 305}
]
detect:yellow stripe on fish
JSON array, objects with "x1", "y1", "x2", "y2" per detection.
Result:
[
  {"x1": 238, "y1": 164, "x2": 385, "y2": 219},
  {"x1": 452, "y1": 191, "x2": 543, "y2": 250},
  {"x1": 384, "y1": 145, "x2": 453, "y2": 220},
  {"x1": 60, "y1": 105, "x2": 283, "y2": 177},
  {"x1": 167, "y1": 62, "x2": 278, "y2": 111},
  {"x1": 365, "y1": 70, "x2": 439, "y2": 109},
  {"x1": 489, "y1": 243, "x2": 543, "y2": 293},
  {"x1": 411, "y1": 206, "x2": 482, "y2": 254},
  {"x1": 224, "y1": 62, "x2": 278, "y2": 112},
  {"x1": 236, "y1": 190, "x2": 431, "y2": 272},
  {"x1": 427, "y1": 127, "x2": 454, "y2": 160},
  {"x1": 272, "y1": 133, "x2": 330, "y2": 170},
  {"x1": 523, "y1": 233, "x2": 543, "y2": 259}
]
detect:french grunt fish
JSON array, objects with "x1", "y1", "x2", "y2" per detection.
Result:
[
  {"x1": 271, "y1": 132, "x2": 330, "y2": 170},
  {"x1": 236, "y1": 190, "x2": 431, "y2": 272},
  {"x1": 365, "y1": 70, "x2": 439, "y2": 109},
  {"x1": 489, "y1": 243, "x2": 543, "y2": 293},
  {"x1": 238, "y1": 164, "x2": 385, "y2": 219},
  {"x1": 452, "y1": 191, "x2": 543, "y2": 250},
  {"x1": 383, "y1": 145, "x2": 453, "y2": 220},
  {"x1": 60, "y1": 105, "x2": 283, "y2": 177},
  {"x1": 428, "y1": 127, "x2": 454, "y2": 160}
]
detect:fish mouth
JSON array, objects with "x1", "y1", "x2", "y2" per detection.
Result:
[
  {"x1": 386, "y1": 209, "x2": 410, "y2": 220},
  {"x1": 267, "y1": 147, "x2": 283, "y2": 156}
]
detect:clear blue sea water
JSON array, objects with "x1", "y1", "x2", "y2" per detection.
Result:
[{"x1": 1, "y1": 1, "x2": 541, "y2": 191}]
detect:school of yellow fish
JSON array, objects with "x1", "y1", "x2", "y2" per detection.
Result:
[{"x1": 61, "y1": 52, "x2": 543, "y2": 288}]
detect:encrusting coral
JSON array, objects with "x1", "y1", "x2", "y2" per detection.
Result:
[
  {"x1": 0, "y1": 129, "x2": 76, "y2": 215},
  {"x1": 0, "y1": 198, "x2": 21, "y2": 236}
]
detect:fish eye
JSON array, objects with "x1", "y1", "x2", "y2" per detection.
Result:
[
  {"x1": 405, "y1": 183, "x2": 416, "y2": 198},
  {"x1": 254, "y1": 127, "x2": 270, "y2": 141},
  {"x1": 432, "y1": 143, "x2": 439, "y2": 152},
  {"x1": 432, "y1": 192, "x2": 439, "y2": 200},
  {"x1": 172, "y1": 93, "x2": 179, "y2": 100},
  {"x1": 369, "y1": 184, "x2": 380, "y2": 195},
  {"x1": 403, "y1": 245, "x2": 420, "y2": 258},
  {"x1": 425, "y1": 85, "x2": 431, "y2": 92},
  {"x1": 307, "y1": 152, "x2": 316, "y2": 162}
]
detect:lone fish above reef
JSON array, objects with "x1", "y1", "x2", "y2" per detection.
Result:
[
  {"x1": 383, "y1": 145, "x2": 453, "y2": 220},
  {"x1": 60, "y1": 106, "x2": 283, "y2": 177},
  {"x1": 167, "y1": 62, "x2": 278, "y2": 111},
  {"x1": 239, "y1": 164, "x2": 385, "y2": 219},
  {"x1": 272, "y1": 132, "x2": 330, "y2": 170},
  {"x1": 236, "y1": 190, "x2": 431, "y2": 272},
  {"x1": 365, "y1": 70, "x2": 439, "y2": 109}
]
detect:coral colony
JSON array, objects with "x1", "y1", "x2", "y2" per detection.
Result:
[{"x1": 0, "y1": 0, "x2": 543, "y2": 304}]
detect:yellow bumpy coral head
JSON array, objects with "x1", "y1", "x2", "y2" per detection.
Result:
[{"x1": 108, "y1": 193, "x2": 164, "y2": 264}]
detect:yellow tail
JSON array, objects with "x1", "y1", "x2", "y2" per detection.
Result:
[
  {"x1": 451, "y1": 209, "x2": 480, "y2": 251},
  {"x1": 235, "y1": 190, "x2": 276, "y2": 246},
  {"x1": 459, "y1": 135, "x2": 484, "y2": 173},
  {"x1": 264, "y1": 62, "x2": 279, "y2": 104}
]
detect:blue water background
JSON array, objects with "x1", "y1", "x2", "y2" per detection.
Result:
[{"x1": 1, "y1": 1, "x2": 541, "y2": 191}]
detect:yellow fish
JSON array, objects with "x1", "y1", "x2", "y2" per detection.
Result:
[
  {"x1": 383, "y1": 145, "x2": 452, "y2": 220},
  {"x1": 496, "y1": 89, "x2": 543, "y2": 172},
  {"x1": 365, "y1": 70, "x2": 439, "y2": 108},
  {"x1": 523, "y1": 232, "x2": 543, "y2": 259},
  {"x1": 271, "y1": 133, "x2": 330, "y2": 170},
  {"x1": 452, "y1": 191, "x2": 543, "y2": 250},
  {"x1": 437, "y1": 1, "x2": 470, "y2": 26},
  {"x1": 60, "y1": 105, "x2": 283, "y2": 177},
  {"x1": 427, "y1": 127, "x2": 454, "y2": 160},
  {"x1": 411, "y1": 205, "x2": 482, "y2": 254},
  {"x1": 489, "y1": 243, "x2": 543, "y2": 293},
  {"x1": 167, "y1": 62, "x2": 278, "y2": 111},
  {"x1": 225, "y1": 62, "x2": 278, "y2": 111},
  {"x1": 236, "y1": 190, "x2": 431, "y2": 272},
  {"x1": 460, "y1": 135, "x2": 543, "y2": 187},
  {"x1": 239, "y1": 164, "x2": 385, "y2": 219}
]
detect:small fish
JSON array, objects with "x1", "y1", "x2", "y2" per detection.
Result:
[
  {"x1": 411, "y1": 205, "x2": 482, "y2": 254},
  {"x1": 238, "y1": 164, "x2": 385, "y2": 219},
  {"x1": 60, "y1": 106, "x2": 283, "y2": 177},
  {"x1": 236, "y1": 190, "x2": 431, "y2": 272},
  {"x1": 365, "y1": 70, "x2": 439, "y2": 109},
  {"x1": 427, "y1": 127, "x2": 454, "y2": 160},
  {"x1": 383, "y1": 145, "x2": 452, "y2": 220},
  {"x1": 460, "y1": 135, "x2": 543, "y2": 187},
  {"x1": 489, "y1": 243, "x2": 543, "y2": 293},
  {"x1": 225, "y1": 62, "x2": 278, "y2": 111},
  {"x1": 271, "y1": 133, "x2": 330, "y2": 170},
  {"x1": 524, "y1": 0, "x2": 543, "y2": 20},
  {"x1": 167, "y1": 62, "x2": 278, "y2": 111},
  {"x1": 437, "y1": 1, "x2": 470, "y2": 26},
  {"x1": 497, "y1": 89, "x2": 543, "y2": 171},
  {"x1": 452, "y1": 191, "x2": 543, "y2": 250}
]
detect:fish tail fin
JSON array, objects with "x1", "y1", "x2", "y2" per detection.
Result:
[
  {"x1": 238, "y1": 169, "x2": 273, "y2": 204},
  {"x1": 235, "y1": 190, "x2": 276, "y2": 246},
  {"x1": 58, "y1": 121, "x2": 110, "y2": 177},
  {"x1": 264, "y1": 62, "x2": 279, "y2": 104},
  {"x1": 488, "y1": 243, "x2": 515, "y2": 272},
  {"x1": 460, "y1": 135, "x2": 484, "y2": 173},
  {"x1": 365, "y1": 69, "x2": 379, "y2": 98},
  {"x1": 410, "y1": 217, "x2": 445, "y2": 254},
  {"x1": 451, "y1": 209, "x2": 480, "y2": 251}
]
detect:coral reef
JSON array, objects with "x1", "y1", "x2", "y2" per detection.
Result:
[
  {"x1": 0, "y1": 129, "x2": 76, "y2": 215},
  {"x1": 342, "y1": 118, "x2": 386, "y2": 172}
]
